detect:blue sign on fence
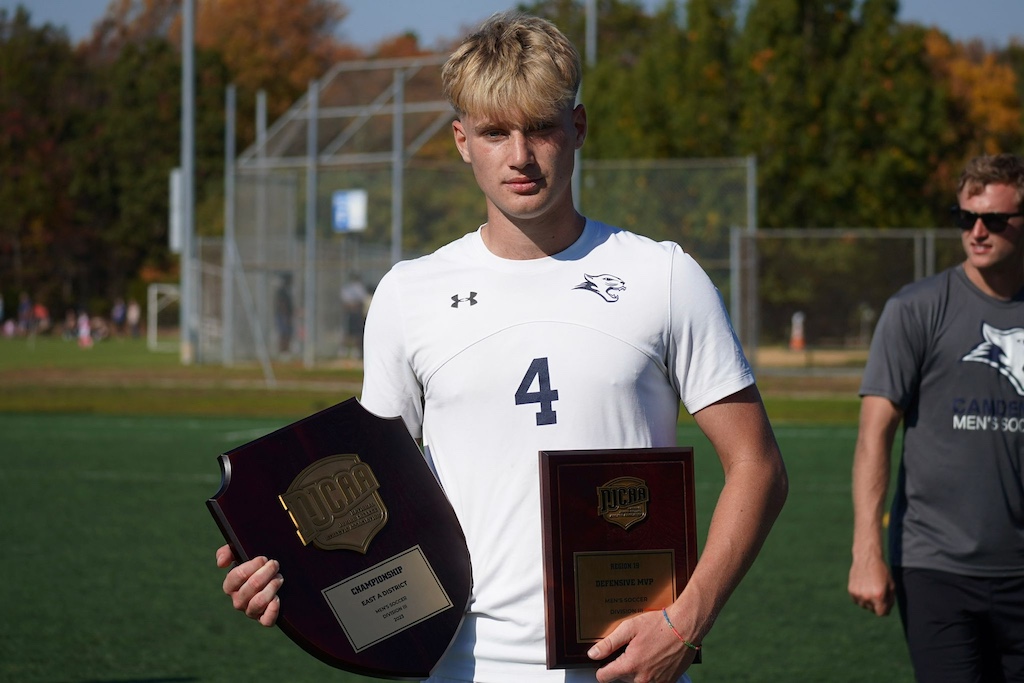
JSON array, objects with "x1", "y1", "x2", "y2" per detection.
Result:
[{"x1": 332, "y1": 189, "x2": 368, "y2": 232}]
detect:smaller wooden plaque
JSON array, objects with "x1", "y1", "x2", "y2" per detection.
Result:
[{"x1": 539, "y1": 448, "x2": 698, "y2": 669}]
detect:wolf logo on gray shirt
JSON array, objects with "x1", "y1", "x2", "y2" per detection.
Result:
[{"x1": 963, "y1": 323, "x2": 1024, "y2": 397}]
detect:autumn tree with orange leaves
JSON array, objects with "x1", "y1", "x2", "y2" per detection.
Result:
[
  {"x1": 923, "y1": 29, "x2": 1023, "y2": 196},
  {"x1": 2, "y1": 0, "x2": 1024, "y2": 327},
  {"x1": 195, "y1": 0, "x2": 354, "y2": 114}
]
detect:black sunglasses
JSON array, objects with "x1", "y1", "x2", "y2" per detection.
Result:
[{"x1": 950, "y1": 205, "x2": 1024, "y2": 233}]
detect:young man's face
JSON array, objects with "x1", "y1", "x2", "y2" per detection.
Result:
[
  {"x1": 957, "y1": 182, "x2": 1024, "y2": 277},
  {"x1": 452, "y1": 103, "x2": 586, "y2": 224}
]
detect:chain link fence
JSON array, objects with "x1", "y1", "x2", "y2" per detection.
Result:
[
  {"x1": 188, "y1": 60, "x2": 964, "y2": 376},
  {"x1": 193, "y1": 157, "x2": 755, "y2": 369},
  {"x1": 732, "y1": 227, "x2": 964, "y2": 373},
  {"x1": 195, "y1": 164, "x2": 961, "y2": 378}
]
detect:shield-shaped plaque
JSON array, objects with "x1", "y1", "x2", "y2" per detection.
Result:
[{"x1": 207, "y1": 398, "x2": 472, "y2": 679}]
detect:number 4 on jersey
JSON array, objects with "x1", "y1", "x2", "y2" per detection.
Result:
[{"x1": 515, "y1": 357, "x2": 559, "y2": 426}]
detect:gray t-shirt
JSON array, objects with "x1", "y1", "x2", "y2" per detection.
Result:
[{"x1": 860, "y1": 265, "x2": 1024, "y2": 576}]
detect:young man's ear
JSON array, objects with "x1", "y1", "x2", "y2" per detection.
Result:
[
  {"x1": 452, "y1": 119, "x2": 472, "y2": 163},
  {"x1": 573, "y1": 104, "x2": 587, "y2": 150}
]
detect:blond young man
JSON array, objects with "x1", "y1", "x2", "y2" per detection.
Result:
[
  {"x1": 218, "y1": 12, "x2": 787, "y2": 682},
  {"x1": 849, "y1": 154, "x2": 1024, "y2": 682}
]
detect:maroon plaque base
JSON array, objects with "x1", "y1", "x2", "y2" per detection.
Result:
[
  {"x1": 207, "y1": 398, "x2": 472, "y2": 679},
  {"x1": 539, "y1": 448, "x2": 698, "y2": 669}
]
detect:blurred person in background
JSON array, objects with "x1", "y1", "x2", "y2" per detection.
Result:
[
  {"x1": 126, "y1": 298, "x2": 141, "y2": 338},
  {"x1": 339, "y1": 273, "x2": 369, "y2": 358},
  {"x1": 62, "y1": 308, "x2": 77, "y2": 341},
  {"x1": 273, "y1": 273, "x2": 295, "y2": 356},
  {"x1": 217, "y1": 11, "x2": 787, "y2": 683},
  {"x1": 111, "y1": 297, "x2": 127, "y2": 336},
  {"x1": 33, "y1": 300, "x2": 50, "y2": 335},
  {"x1": 849, "y1": 153, "x2": 1024, "y2": 682},
  {"x1": 17, "y1": 291, "x2": 33, "y2": 336},
  {"x1": 76, "y1": 309, "x2": 92, "y2": 348}
]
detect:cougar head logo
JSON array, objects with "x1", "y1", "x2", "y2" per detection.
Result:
[
  {"x1": 575, "y1": 273, "x2": 626, "y2": 302},
  {"x1": 962, "y1": 323, "x2": 1024, "y2": 396}
]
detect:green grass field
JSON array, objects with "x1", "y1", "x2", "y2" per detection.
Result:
[{"x1": 0, "y1": 337, "x2": 910, "y2": 681}]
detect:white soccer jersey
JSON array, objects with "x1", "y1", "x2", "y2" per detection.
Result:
[{"x1": 360, "y1": 219, "x2": 753, "y2": 682}]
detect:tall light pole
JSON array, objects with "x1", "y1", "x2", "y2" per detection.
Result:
[
  {"x1": 180, "y1": 0, "x2": 196, "y2": 364},
  {"x1": 585, "y1": 0, "x2": 597, "y2": 67},
  {"x1": 574, "y1": 0, "x2": 597, "y2": 210}
]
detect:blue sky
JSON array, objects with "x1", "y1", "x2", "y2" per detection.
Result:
[{"x1": 1, "y1": 0, "x2": 1022, "y2": 49}]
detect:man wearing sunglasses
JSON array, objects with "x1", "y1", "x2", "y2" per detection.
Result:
[{"x1": 849, "y1": 153, "x2": 1024, "y2": 682}]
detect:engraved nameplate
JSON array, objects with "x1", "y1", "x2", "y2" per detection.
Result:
[
  {"x1": 574, "y1": 550, "x2": 676, "y2": 641},
  {"x1": 324, "y1": 545, "x2": 455, "y2": 652}
]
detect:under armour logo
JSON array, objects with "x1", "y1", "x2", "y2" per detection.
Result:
[{"x1": 451, "y1": 292, "x2": 478, "y2": 308}]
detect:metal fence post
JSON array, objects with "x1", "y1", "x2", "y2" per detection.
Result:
[{"x1": 304, "y1": 80, "x2": 319, "y2": 368}]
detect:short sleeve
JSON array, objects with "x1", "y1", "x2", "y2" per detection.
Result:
[
  {"x1": 859, "y1": 294, "x2": 929, "y2": 410},
  {"x1": 359, "y1": 268, "x2": 425, "y2": 438},
  {"x1": 669, "y1": 248, "x2": 754, "y2": 414}
]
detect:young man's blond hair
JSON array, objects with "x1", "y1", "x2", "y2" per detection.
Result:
[{"x1": 441, "y1": 11, "x2": 581, "y2": 123}]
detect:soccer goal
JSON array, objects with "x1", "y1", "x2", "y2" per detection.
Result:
[{"x1": 146, "y1": 283, "x2": 180, "y2": 352}]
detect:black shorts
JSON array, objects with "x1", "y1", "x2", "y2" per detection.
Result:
[{"x1": 894, "y1": 567, "x2": 1024, "y2": 683}]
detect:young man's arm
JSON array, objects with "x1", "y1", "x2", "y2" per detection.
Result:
[
  {"x1": 589, "y1": 384, "x2": 788, "y2": 683},
  {"x1": 848, "y1": 395, "x2": 902, "y2": 617}
]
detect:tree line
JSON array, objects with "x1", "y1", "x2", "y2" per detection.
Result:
[{"x1": 1, "y1": 0, "x2": 1021, "y2": 324}]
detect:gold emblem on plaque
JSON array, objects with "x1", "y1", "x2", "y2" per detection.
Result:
[
  {"x1": 279, "y1": 454, "x2": 388, "y2": 553},
  {"x1": 596, "y1": 476, "x2": 649, "y2": 530}
]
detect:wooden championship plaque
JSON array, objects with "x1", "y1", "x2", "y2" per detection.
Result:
[
  {"x1": 207, "y1": 398, "x2": 472, "y2": 679},
  {"x1": 539, "y1": 447, "x2": 698, "y2": 669}
]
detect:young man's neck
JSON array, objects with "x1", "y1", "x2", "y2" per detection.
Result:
[
  {"x1": 963, "y1": 261, "x2": 1024, "y2": 301},
  {"x1": 481, "y1": 209, "x2": 586, "y2": 260}
]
